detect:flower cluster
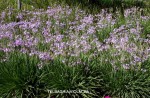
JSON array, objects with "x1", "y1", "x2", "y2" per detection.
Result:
[{"x1": 0, "y1": 6, "x2": 149, "y2": 68}]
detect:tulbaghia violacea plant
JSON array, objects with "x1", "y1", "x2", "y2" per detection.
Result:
[{"x1": 0, "y1": 6, "x2": 149, "y2": 69}]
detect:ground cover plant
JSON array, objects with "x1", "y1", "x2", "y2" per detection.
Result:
[{"x1": 0, "y1": 0, "x2": 150, "y2": 98}]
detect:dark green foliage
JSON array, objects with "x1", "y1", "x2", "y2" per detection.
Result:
[
  {"x1": 0, "y1": 0, "x2": 14, "y2": 11},
  {"x1": 0, "y1": 0, "x2": 149, "y2": 14},
  {"x1": 96, "y1": 26, "x2": 113, "y2": 42},
  {"x1": 92, "y1": 54, "x2": 150, "y2": 97},
  {"x1": 114, "y1": 17, "x2": 126, "y2": 28},
  {"x1": 0, "y1": 51, "x2": 150, "y2": 97},
  {"x1": 41, "y1": 56, "x2": 102, "y2": 97},
  {"x1": 22, "y1": 0, "x2": 49, "y2": 9},
  {"x1": 0, "y1": 52, "x2": 46, "y2": 98},
  {"x1": 6, "y1": 0, "x2": 146, "y2": 15},
  {"x1": 100, "y1": 67, "x2": 150, "y2": 97},
  {"x1": 44, "y1": 0, "x2": 148, "y2": 14},
  {"x1": 0, "y1": 50, "x2": 5, "y2": 60},
  {"x1": 140, "y1": 19, "x2": 150, "y2": 39}
]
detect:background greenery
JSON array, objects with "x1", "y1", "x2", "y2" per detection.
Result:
[{"x1": 0, "y1": 0, "x2": 150, "y2": 13}]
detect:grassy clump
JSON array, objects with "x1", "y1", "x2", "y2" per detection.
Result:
[
  {"x1": 0, "y1": 51, "x2": 45, "y2": 98},
  {"x1": 0, "y1": 52, "x2": 150, "y2": 97}
]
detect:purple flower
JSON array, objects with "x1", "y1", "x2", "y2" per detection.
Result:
[
  {"x1": 82, "y1": 15, "x2": 93, "y2": 24},
  {"x1": 55, "y1": 35, "x2": 64, "y2": 42},
  {"x1": 42, "y1": 28, "x2": 49, "y2": 36},
  {"x1": 14, "y1": 38, "x2": 24, "y2": 46},
  {"x1": 38, "y1": 52, "x2": 51, "y2": 60},
  {"x1": 16, "y1": 13, "x2": 23, "y2": 20},
  {"x1": 5, "y1": 31, "x2": 13, "y2": 39},
  {"x1": 1, "y1": 12, "x2": 6, "y2": 19},
  {"x1": 104, "y1": 95, "x2": 111, "y2": 98},
  {"x1": 3, "y1": 48, "x2": 11, "y2": 52},
  {"x1": 87, "y1": 26, "x2": 95, "y2": 34}
]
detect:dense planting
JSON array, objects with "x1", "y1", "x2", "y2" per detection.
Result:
[
  {"x1": 0, "y1": 1, "x2": 150, "y2": 98},
  {"x1": 0, "y1": 6, "x2": 149, "y2": 67}
]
